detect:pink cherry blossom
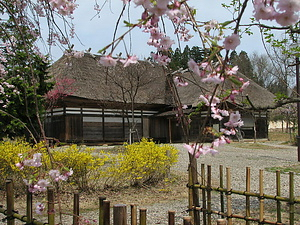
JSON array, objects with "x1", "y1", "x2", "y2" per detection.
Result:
[
  {"x1": 99, "y1": 55, "x2": 118, "y2": 67},
  {"x1": 213, "y1": 136, "x2": 229, "y2": 148},
  {"x1": 35, "y1": 202, "x2": 45, "y2": 215},
  {"x1": 183, "y1": 143, "x2": 201, "y2": 158},
  {"x1": 240, "y1": 81, "x2": 250, "y2": 91},
  {"x1": 224, "y1": 111, "x2": 244, "y2": 128},
  {"x1": 15, "y1": 162, "x2": 24, "y2": 170},
  {"x1": 220, "y1": 128, "x2": 234, "y2": 136},
  {"x1": 253, "y1": 4, "x2": 276, "y2": 20},
  {"x1": 148, "y1": 0, "x2": 170, "y2": 17},
  {"x1": 120, "y1": 55, "x2": 139, "y2": 67},
  {"x1": 211, "y1": 107, "x2": 223, "y2": 121},
  {"x1": 226, "y1": 66, "x2": 239, "y2": 75},
  {"x1": 199, "y1": 95, "x2": 210, "y2": 106},
  {"x1": 277, "y1": 0, "x2": 300, "y2": 13},
  {"x1": 201, "y1": 73, "x2": 224, "y2": 84},
  {"x1": 188, "y1": 59, "x2": 201, "y2": 76},
  {"x1": 275, "y1": 12, "x2": 299, "y2": 26},
  {"x1": 158, "y1": 36, "x2": 175, "y2": 51},
  {"x1": 223, "y1": 34, "x2": 241, "y2": 51},
  {"x1": 151, "y1": 53, "x2": 171, "y2": 65},
  {"x1": 23, "y1": 153, "x2": 42, "y2": 167},
  {"x1": 174, "y1": 76, "x2": 188, "y2": 87}
]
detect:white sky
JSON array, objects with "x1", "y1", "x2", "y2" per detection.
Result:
[{"x1": 45, "y1": 0, "x2": 280, "y2": 60}]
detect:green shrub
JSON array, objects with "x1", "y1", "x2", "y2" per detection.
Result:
[
  {"x1": 46, "y1": 145, "x2": 110, "y2": 191},
  {"x1": 104, "y1": 138, "x2": 178, "y2": 186}
]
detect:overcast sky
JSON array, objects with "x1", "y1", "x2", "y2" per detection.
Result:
[{"x1": 45, "y1": 0, "x2": 279, "y2": 60}]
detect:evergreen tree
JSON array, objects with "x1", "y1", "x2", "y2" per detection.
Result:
[
  {"x1": 230, "y1": 50, "x2": 257, "y2": 82},
  {"x1": 169, "y1": 45, "x2": 207, "y2": 71},
  {"x1": 0, "y1": 7, "x2": 53, "y2": 141}
]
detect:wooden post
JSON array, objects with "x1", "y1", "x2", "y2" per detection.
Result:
[
  {"x1": 219, "y1": 165, "x2": 224, "y2": 218},
  {"x1": 130, "y1": 204, "x2": 137, "y2": 225},
  {"x1": 26, "y1": 190, "x2": 33, "y2": 224},
  {"x1": 73, "y1": 192, "x2": 80, "y2": 225},
  {"x1": 207, "y1": 165, "x2": 212, "y2": 225},
  {"x1": 183, "y1": 216, "x2": 192, "y2": 225},
  {"x1": 113, "y1": 204, "x2": 127, "y2": 225},
  {"x1": 188, "y1": 154, "x2": 200, "y2": 225},
  {"x1": 6, "y1": 179, "x2": 14, "y2": 225},
  {"x1": 216, "y1": 219, "x2": 226, "y2": 225},
  {"x1": 168, "y1": 210, "x2": 175, "y2": 225},
  {"x1": 276, "y1": 170, "x2": 282, "y2": 223},
  {"x1": 47, "y1": 187, "x2": 55, "y2": 225},
  {"x1": 99, "y1": 197, "x2": 107, "y2": 225},
  {"x1": 226, "y1": 168, "x2": 232, "y2": 225},
  {"x1": 289, "y1": 172, "x2": 295, "y2": 225},
  {"x1": 259, "y1": 170, "x2": 264, "y2": 223},
  {"x1": 245, "y1": 167, "x2": 250, "y2": 225},
  {"x1": 103, "y1": 200, "x2": 110, "y2": 225},
  {"x1": 201, "y1": 163, "x2": 207, "y2": 225},
  {"x1": 139, "y1": 208, "x2": 147, "y2": 225}
]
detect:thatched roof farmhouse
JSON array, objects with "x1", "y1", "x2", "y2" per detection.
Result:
[{"x1": 45, "y1": 53, "x2": 275, "y2": 143}]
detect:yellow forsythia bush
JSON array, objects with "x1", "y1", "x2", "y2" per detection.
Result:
[
  {"x1": 0, "y1": 140, "x2": 46, "y2": 187},
  {"x1": 45, "y1": 145, "x2": 110, "y2": 191},
  {"x1": 104, "y1": 138, "x2": 178, "y2": 186}
]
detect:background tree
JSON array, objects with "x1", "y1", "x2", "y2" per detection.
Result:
[
  {"x1": 229, "y1": 50, "x2": 258, "y2": 82},
  {"x1": 169, "y1": 45, "x2": 208, "y2": 71},
  {"x1": 0, "y1": 12, "x2": 53, "y2": 141},
  {"x1": 250, "y1": 45, "x2": 295, "y2": 96}
]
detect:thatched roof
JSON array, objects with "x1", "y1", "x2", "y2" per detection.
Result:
[
  {"x1": 48, "y1": 53, "x2": 276, "y2": 110},
  {"x1": 48, "y1": 53, "x2": 170, "y2": 107},
  {"x1": 175, "y1": 71, "x2": 276, "y2": 110}
]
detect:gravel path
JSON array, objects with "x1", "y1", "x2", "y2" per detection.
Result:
[
  {"x1": 143, "y1": 141, "x2": 300, "y2": 224},
  {"x1": 2, "y1": 141, "x2": 299, "y2": 224}
]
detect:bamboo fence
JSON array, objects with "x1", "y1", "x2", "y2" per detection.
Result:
[
  {"x1": 1, "y1": 163, "x2": 299, "y2": 225},
  {"x1": 0, "y1": 179, "x2": 226, "y2": 225},
  {"x1": 189, "y1": 164, "x2": 300, "y2": 225}
]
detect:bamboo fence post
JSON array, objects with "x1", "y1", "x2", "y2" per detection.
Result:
[
  {"x1": 168, "y1": 210, "x2": 175, "y2": 225},
  {"x1": 259, "y1": 170, "x2": 264, "y2": 223},
  {"x1": 245, "y1": 167, "x2": 250, "y2": 225},
  {"x1": 188, "y1": 154, "x2": 200, "y2": 225},
  {"x1": 47, "y1": 187, "x2": 55, "y2": 225},
  {"x1": 113, "y1": 204, "x2": 127, "y2": 225},
  {"x1": 226, "y1": 167, "x2": 232, "y2": 225},
  {"x1": 201, "y1": 163, "x2": 207, "y2": 225},
  {"x1": 207, "y1": 165, "x2": 212, "y2": 225},
  {"x1": 216, "y1": 219, "x2": 226, "y2": 225},
  {"x1": 276, "y1": 170, "x2": 282, "y2": 223},
  {"x1": 130, "y1": 204, "x2": 137, "y2": 225},
  {"x1": 289, "y1": 172, "x2": 295, "y2": 225},
  {"x1": 183, "y1": 216, "x2": 192, "y2": 225},
  {"x1": 139, "y1": 208, "x2": 147, "y2": 225},
  {"x1": 26, "y1": 190, "x2": 33, "y2": 224},
  {"x1": 6, "y1": 179, "x2": 14, "y2": 225},
  {"x1": 103, "y1": 200, "x2": 110, "y2": 225},
  {"x1": 99, "y1": 197, "x2": 107, "y2": 225},
  {"x1": 73, "y1": 192, "x2": 80, "y2": 225},
  {"x1": 219, "y1": 165, "x2": 225, "y2": 218}
]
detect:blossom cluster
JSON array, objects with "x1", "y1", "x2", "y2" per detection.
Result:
[
  {"x1": 16, "y1": 152, "x2": 73, "y2": 214},
  {"x1": 178, "y1": 58, "x2": 250, "y2": 158},
  {"x1": 48, "y1": 0, "x2": 78, "y2": 16},
  {"x1": 253, "y1": 0, "x2": 300, "y2": 26},
  {"x1": 99, "y1": 54, "x2": 139, "y2": 67}
]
